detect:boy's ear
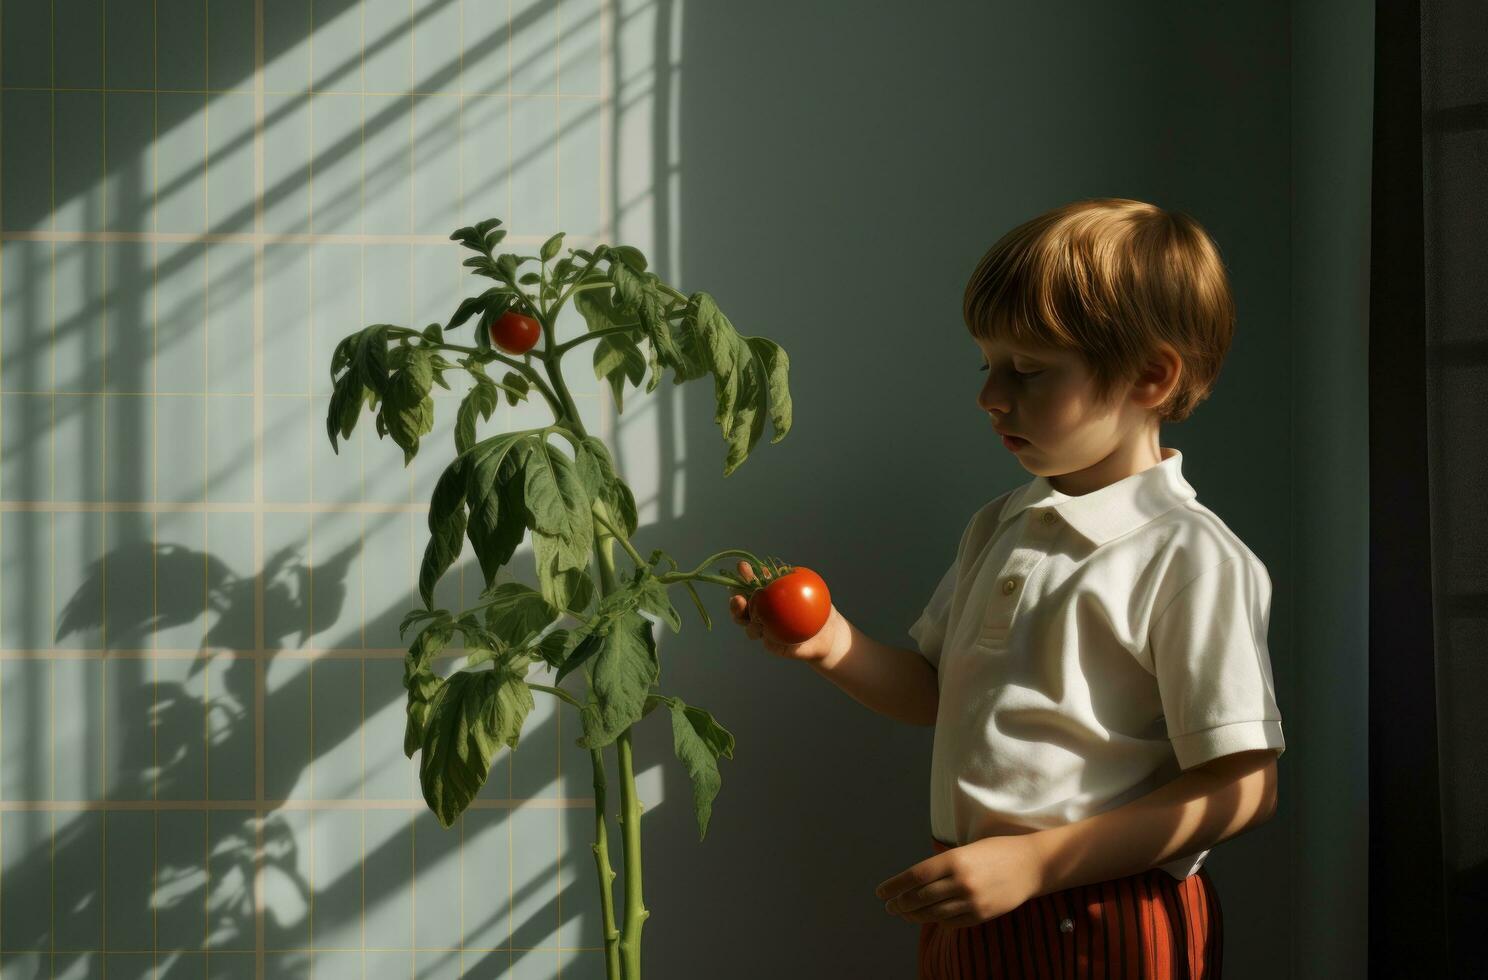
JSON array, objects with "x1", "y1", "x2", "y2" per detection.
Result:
[{"x1": 1134, "y1": 343, "x2": 1183, "y2": 408}]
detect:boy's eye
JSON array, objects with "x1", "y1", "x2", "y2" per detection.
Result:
[{"x1": 978, "y1": 364, "x2": 1041, "y2": 378}]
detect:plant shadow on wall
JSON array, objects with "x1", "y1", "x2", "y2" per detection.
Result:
[
  {"x1": 0, "y1": 0, "x2": 643, "y2": 972},
  {"x1": 1, "y1": 537, "x2": 583, "y2": 979}
]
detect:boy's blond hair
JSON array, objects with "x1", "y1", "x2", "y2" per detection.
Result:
[{"x1": 962, "y1": 197, "x2": 1236, "y2": 424}]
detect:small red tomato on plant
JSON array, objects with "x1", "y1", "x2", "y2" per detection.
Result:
[
  {"x1": 746, "y1": 561, "x2": 831, "y2": 644},
  {"x1": 489, "y1": 309, "x2": 542, "y2": 354}
]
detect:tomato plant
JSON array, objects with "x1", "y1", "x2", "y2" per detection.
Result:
[
  {"x1": 489, "y1": 309, "x2": 541, "y2": 354},
  {"x1": 743, "y1": 560, "x2": 831, "y2": 643},
  {"x1": 325, "y1": 218, "x2": 796, "y2": 980}
]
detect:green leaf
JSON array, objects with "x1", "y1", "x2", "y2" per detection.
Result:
[
  {"x1": 610, "y1": 263, "x2": 683, "y2": 393},
  {"x1": 518, "y1": 272, "x2": 541, "y2": 285},
  {"x1": 746, "y1": 335, "x2": 794, "y2": 446},
  {"x1": 403, "y1": 624, "x2": 453, "y2": 756},
  {"x1": 418, "y1": 503, "x2": 467, "y2": 611},
  {"x1": 540, "y1": 232, "x2": 565, "y2": 262},
  {"x1": 665, "y1": 696, "x2": 735, "y2": 841},
  {"x1": 447, "y1": 291, "x2": 502, "y2": 331},
  {"x1": 500, "y1": 370, "x2": 530, "y2": 406},
  {"x1": 609, "y1": 245, "x2": 648, "y2": 273},
  {"x1": 678, "y1": 292, "x2": 794, "y2": 477},
  {"x1": 518, "y1": 432, "x2": 595, "y2": 616},
  {"x1": 326, "y1": 371, "x2": 365, "y2": 453},
  {"x1": 575, "y1": 436, "x2": 638, "y2": 539},
  {"x1": 381, "y1": 346, "x2": 438, "y2": 465},
  {"x1": 421, "y1": 323, "x2": 444, "y2": 345},
  {"x1": 455, "y1": 374, "x2": 500, "y2": 455},
  {"x1": 531, "y1": 629, "x2": 572, "y2": 671},
  {"x1": 554, "y1": 631, "x2": 603, "y2": 686},
  {"x1": 520, "y1": 438, "x2": 595, "y2": 560},
  {"x1": 419, "y1": 667, "x2": 535, "y2": 827},
  {"x1": 531, "y1": 532, "x2": 593, "y2": 615},
  {"x1": 464, "y1": 434, "x2": 532, "y2": 591},
  {"x1": 353, "y1": 325, "x2": 393, "y2": 396},
  {"x1": 399, "y1": 606, "x2": 447, "y2": 640},
  {"x1": 634, "y1": 572, "x2": 682, "y2": 634},
  {"x1": 479, "y1": 581, "x2": 562, "y2": 651},
  {"x1": 573, "y1": 611, "x2": 660, "y2": 749}
]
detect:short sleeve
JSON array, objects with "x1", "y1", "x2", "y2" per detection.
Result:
[
  {"x1": 1148, "y1": 556, "x2": 1286, "y2": 771},
  {"x1": 908, "y1": 559, "x2": 958, "y2": 670}
]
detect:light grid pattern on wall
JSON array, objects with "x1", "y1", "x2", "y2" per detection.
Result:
[{"x1": 0, "y1": 0, "x2": 620, "y2": 977}]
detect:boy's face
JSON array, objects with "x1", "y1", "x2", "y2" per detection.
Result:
[{"x1": 972, "y1": 334, "x2": 1177, "y2": 495}]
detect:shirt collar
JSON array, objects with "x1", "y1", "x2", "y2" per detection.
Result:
[{"x1": 998, "y1": 447, "x2": 1197, "y2": 546}]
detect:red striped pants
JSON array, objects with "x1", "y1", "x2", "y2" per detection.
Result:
[{"x1": 918, "y1": 837, "x2": 1223, "y2": 979}]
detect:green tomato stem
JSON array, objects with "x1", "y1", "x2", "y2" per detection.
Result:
[{"x1": 526, "y1": 682, "x2": 582, "y2": 709}]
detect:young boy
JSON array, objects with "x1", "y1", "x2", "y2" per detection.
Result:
[{"x1": 729, "y1": 198, "x2": 1285, "y2": 979}]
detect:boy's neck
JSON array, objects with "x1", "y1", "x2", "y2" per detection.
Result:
[{"x1": 1046, "y1": 425, "x2": 1166, "y2": 497}]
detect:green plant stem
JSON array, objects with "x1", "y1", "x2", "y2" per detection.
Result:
[
  {"x1": 591, "y1": 501, "x2": 649, "y2": 978},
  {"x1": 531, "y1": 281, "x2": 765, "y2": 978},
  {"x1": 536, "y1": 288, "x2": 651, "y2": 974},
  {"x1": 590, "y1": 744, "x2": 622, "y2": 980},
  {"x1": 616, "y1": 724, "x2": 648, "y2": 977},
  {"x1": 591, "y1": 500, "x2": 630, "y2": 978},
  {"x1": 526, "y1": 682, "x2": 582, "y2": 708}
]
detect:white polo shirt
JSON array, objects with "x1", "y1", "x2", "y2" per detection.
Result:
[{"x1": 908, "y1": 447, "x2": 1286, "y2": 880}]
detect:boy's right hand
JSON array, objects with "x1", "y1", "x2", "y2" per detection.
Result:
[{"x1": 727, "y1": 560, "x2": 849, "y2": 666}]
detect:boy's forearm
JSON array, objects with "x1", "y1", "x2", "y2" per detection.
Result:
[
  {"x1": 1026, "y1": 750, "x2": 1279, "y2": 896},
  {"x1": 808, "y1": 610, "x2": 939, "y2": 726}
]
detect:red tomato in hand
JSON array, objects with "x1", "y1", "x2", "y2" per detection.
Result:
[
  {"x1": 489, "y1": 310, "x2": 542, "y2": 354},
  {"x1": 751, "y1": 566, "x2": 831, "y2": 644}
]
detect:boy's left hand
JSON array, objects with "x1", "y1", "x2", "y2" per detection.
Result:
[{"x1": 875, "y1": 835, "x2": 1044, "y2": 929}]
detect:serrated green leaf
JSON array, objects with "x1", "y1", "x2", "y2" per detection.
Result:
[
  {"x1": 399, "y1": 606, "x2": 447, "y2": 639},
  {"x1": 418, "y1": 503, "x2": 467, "y2": 610},
  {"x1": 403, "y1": 624, "x2": 453, "y2": 756},
  {"x1": 667, "y1": 696, "x2": 735, "y2": 841},
  {"x1": 521, "y1": 438, "x2": 594, "y2": 550},
  {"x1": 354, "y1": 325, "x2": 393, "y2": 396},
  {"x1": 609, "y1": 244, "x2": 648, "y2": 273},
  {"x1": 419, "y1": 667, "x2": 535, "y2": 827},
  {"x1": 573, "y1": 612, "x2": 659, "y2": 749},
  {"x1": 326, "y1": 371, "x2": 364, "y2": 453},
  {"x1": 455, "y1": 376, "x2": 499, "y2": 455},
  {"x1": 634, "y1": 572, "x2": 682, "y2": 634},
  {"x1": 500, "y1": 370, "x2": 530, "y2": 406},
  {"x1": 464, "y1": 435, "x2": 532, "y2": 591},
  {"x1": 376, "y1": 344, "x2": 438, "y2": 461},
  {"x1": 479, "y1": 581, "x2": 562, "y2": 650},
  {"x1": 554, "y1": 630, "x2": 603, "y2": 686},
  {"x1": 677, "y1": 292, "x2": 794, "y2": 477}
]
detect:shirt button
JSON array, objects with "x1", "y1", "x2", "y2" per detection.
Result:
[
  {"x1": 1041, "y1": 511, "x2": 1058, "y2": 525},
  {"x1": 1001, "y1": 577, "x2": 1018, "y2": 595},
  {"x1": 1060, "y1": 917, "x2": 1074, "y2": 933}
]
